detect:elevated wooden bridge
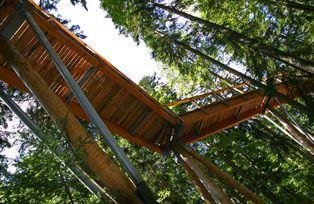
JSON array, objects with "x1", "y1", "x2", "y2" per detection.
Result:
[{"x1": 0, "y1": 0, "x2": 298, "y2": 153}]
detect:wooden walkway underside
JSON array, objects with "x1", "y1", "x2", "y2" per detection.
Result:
[{"x1": 0, "y1": 0, "x2": 298, "y2": 152}]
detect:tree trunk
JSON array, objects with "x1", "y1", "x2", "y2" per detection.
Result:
[
  {"x1": 268, "y1": 107, "x2": 314, "y2": 154},
  {"x1": 263, "y1": 0, "x2": 314, "y2": 13},
  {"x1": 172, "y1": 143, "x2": 232, "y2": 204},
  {"x1": 186, "y1": 148, "x2": 262, "y2": 204},
  {"x1": 0, "y1": 37, "x2": 141, "y2": 203},
  {"x1": 153, "y1": 3, "x2": 314, "y2": 75}
]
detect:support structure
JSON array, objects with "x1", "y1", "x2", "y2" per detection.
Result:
[
  {"x1": 0, "y1": 1, "x2": 312, "y2": 202},
  {"x1": 0, "y1": 36, "x2": 142, "y2": 203},
  {"x1": 20, "y1": 5, "x2": 154, "y2": 203},
  {"x1": 0, "y1": 89, "x2": 115, "y2": 203}
]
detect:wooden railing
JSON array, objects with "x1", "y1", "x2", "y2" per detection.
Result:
[
  {"x1": 165, "y1": 74, "x2": 283, "y2": 113},
  {"x1": 165, "y1": 82, "x2": 252, "y2": 112}
]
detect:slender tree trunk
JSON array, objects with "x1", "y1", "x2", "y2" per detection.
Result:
[
  {"x1": 268, "y1": 107, "x2": 314, "y2": 154},
  {"x1": 263, "y1": 0, "x2": 314, "y2": 13},
  {"x1": 172, "y1": 143, "x2": 232, "y2": 204},
  {"x1": 0, "y1": 37, "x2": 141, "y2": 203},
  {"x1": 153, "y1": 3, "x2": 314, "y2": 75},
  {"x1": 162, "y1": 34, "x2": 310, "y2": 114},
  {"x1": 186, "y1": 148, "x2": 263, "y2": 204}
]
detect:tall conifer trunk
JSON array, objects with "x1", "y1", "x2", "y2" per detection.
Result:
[{"x1": 0, "y1": 36, "x2": 141, "y2": 203}]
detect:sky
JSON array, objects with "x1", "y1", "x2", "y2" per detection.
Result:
[{"x1": 54, "y1": 0, "x2": 160, "y2": 83}]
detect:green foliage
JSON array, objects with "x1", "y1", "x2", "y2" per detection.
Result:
[
  {"x1": 191, "y1": 119, "x2": 314, "y2": 203},
  {"x1": 100, "y1": 1, "x2": 314, "y2": 202},
  {"x1": 139, "y1": 73, "x2": 177, "y2": 105},
  {"x1": 0, "y1": 146, "x2": 100, "y2": 203},
  {"x1": 101, "y1": 0, "x2": 313, "y2": 81},
  {"x1": 1, "y1": 0, "x2": 313, "y2": 203},
  {"x1": 0, "y1": 100, "x2": 102, "y2": 203}
]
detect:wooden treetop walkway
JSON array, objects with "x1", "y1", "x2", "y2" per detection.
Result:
[{"x1": 0, "y1": 0, "x2": 298, "y2": 152}]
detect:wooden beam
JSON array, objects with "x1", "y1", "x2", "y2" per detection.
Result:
[
  {"x1": 182, "y1": 83, "x2": 301, "y2": 143},
  {"x1": 0, "y1": 35, "x2": 142, "y2": 203},
  {"x1": 166, "y1": 82, "x2": 247, "y2": 107},
  {"x1": 184, "y1": 106, "x2": 264, "y2": 143},
  {"x1": 180, "y1": 83, "x2": 295, "y2": 126},
  {"x1": 180, "y1": 91, "x2": 262, "y2": 125},
  {"x1": 0, "y1": 67, "x2": 28, "y2": 91}
]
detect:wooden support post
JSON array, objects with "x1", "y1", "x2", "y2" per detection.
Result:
[
  {"x1": 0, "y1": 36, "x2": 142, "y2": 203},
  {"x1": 172, "y1": 143, "x2": 232, "y2": 204},
  {"x1": 186, "y1": 148, "x2": 263, "y2": 204},
  {"x1": 268, "y1": 107, "x2": 314, "y2": 155}
]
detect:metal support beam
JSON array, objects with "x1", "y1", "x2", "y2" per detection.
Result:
[
  {"x1": 0, "y1": 88, "x2": 115, "y2": 203},
  {"x1": 66, "y1": 66, "x2": 97, "y2": 101},
  {"x1": 21, "y1": 7, "x2": 154, "y2": 203}
]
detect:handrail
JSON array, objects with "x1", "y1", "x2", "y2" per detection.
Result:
[{"x1": 165, "y1": 82, "x2": 248, "y2": 107}]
